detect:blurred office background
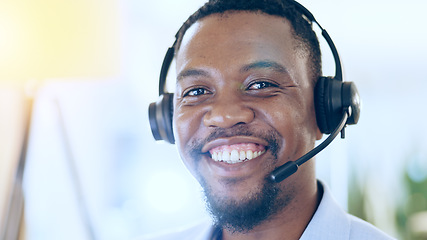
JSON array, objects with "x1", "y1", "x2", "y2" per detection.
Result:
[{"x1": 0, "y1": 0, "x2": 426, "y2": 239}]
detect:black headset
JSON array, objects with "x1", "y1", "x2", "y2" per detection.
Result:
[{"x1": 148, "y1": 1, "x2": 360, "y2": 145}]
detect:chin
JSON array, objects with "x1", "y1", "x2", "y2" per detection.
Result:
[{"x1": 201, "y1": 172, "x2": 294, "y2": 233}]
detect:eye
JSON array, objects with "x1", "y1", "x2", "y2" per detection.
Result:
[
  {"x1": 247, "y1": 81, "x2": 278, "y2": 90},
  {"x1": 183, "y1": 87, "x2": 210, "y2": 97}
]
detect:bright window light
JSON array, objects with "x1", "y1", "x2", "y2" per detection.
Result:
[{"x1": 144, "y1": 170, "x2": 192, "y2": 214}]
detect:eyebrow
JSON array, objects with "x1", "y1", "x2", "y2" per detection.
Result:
[
  {"x1": 176, "y1": 60, "x2": 288, "y2": 82},
  {"x1": 176, "y1": 69, "x2": 210, "y2": 82},
  {"x1": 240, "y1": 60, "x2": 288, "y2": 74}
]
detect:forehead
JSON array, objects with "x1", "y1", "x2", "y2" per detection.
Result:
[{"x1": 176, "y1": 12, "x2": 299, "y2": 71}]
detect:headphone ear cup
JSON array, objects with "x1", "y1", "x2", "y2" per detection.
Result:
[
  {"x1": 314, "y1": 77, "x2": 330, "y2": 134},
  {"x1": 148, "y1": 93, "x2": 175, "y2": 144},
  {"x1": 315, "y1": 77, "x2": 361, "y2": 134},
  {"x1": 315, "y1": 77, "x2": 345, "y2": 134}
]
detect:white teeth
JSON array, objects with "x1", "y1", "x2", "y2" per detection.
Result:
[
  {"x1": 210, "y1": 150, "x2": 265, "y2": 164},
  {"x1": 231, "y1": 150, "x2": 239, "y2": 162},
  {"x1": 222, "y1": 151, "x2": 230, "y2": 161},
  {"x1": 212, "y1": 152, "x2": 218, "y2": 161},
  {"x1": 246, "y1": 150, "x2": 253, "y2": 160},
  {"x1": 239, "y1": 151, "x2": 246, "y2": 160}
]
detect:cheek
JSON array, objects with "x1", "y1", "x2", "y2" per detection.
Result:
[
  {"x1": 173, "y1": 110, "x2": 197, "y2": 176},
  {"x1": 261, "y1": 97, "x2": 306, "y2": 130},
  {"x1": 173, "y1": 107, "x2": 204, "y2": 159},
  {"x1": 173, "y1": 107, "x2": 202, "y2": 137},
  {"x1": 261, "y1": 95, "x2": 317, "y2": 152}
]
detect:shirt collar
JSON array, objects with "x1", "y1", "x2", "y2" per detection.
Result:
[{"x1": 300, "y1": 180, "x2": 351, "y2": 239}]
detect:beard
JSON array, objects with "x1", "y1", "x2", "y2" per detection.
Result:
[
  {"x1": 201, "y1": 175, "x2": 293, "y2": 233},
  {"x1": 187, "y1": 125, "x2": 293, "y2": 233}
]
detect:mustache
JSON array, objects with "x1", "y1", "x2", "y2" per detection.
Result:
[{"x1": 188, "y1": 125, "x2": 282, "y2": 159}]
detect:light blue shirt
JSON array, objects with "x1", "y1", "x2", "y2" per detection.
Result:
[
  {"x1": 299, "y1": 182, "x2": 395, "y2": 240},
  {"x1": 139, "y1": 181, "x2": 395, "y2": 240}
]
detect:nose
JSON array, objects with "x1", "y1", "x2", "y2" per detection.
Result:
[{"x1": 203, "y1": 95, "x2": 255, "y2": 128}]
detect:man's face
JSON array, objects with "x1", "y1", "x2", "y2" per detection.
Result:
[{"x1": 173, "y1": 12, "x2": 322, "y2": 230}]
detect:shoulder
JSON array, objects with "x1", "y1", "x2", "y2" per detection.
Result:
[
  {"x1": 135, "y1": 220, "x2": 214, "y2": 240},
  {"x1": 301, "y1": 181, "x2": 396, "y2": 240}
]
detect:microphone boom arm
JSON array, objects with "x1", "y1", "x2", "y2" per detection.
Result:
[{"x1": 270, "y1": 108, "x2": 350, "y2": 183}]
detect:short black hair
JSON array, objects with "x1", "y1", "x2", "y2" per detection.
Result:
[{"x1": 174, "y1": 0, "x2": 322, "y2": 80}]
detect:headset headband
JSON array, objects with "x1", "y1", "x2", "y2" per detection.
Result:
[{"x1": 157, "y1": 0, "x2": 343, "y2": 96}]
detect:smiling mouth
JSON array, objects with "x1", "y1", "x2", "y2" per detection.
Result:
[{"x1": 209, "y1": 143, "x2": 266, "y2": 164}]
